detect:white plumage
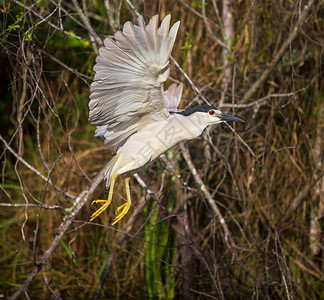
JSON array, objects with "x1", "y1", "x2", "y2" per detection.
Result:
[
  {"x1": 89, "y1": 15, "x2": 180, "y2": 151},
  {"x1": 89, "y1": 15, "x2": 244, "y2": 225}
]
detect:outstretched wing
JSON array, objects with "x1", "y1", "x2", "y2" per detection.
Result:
[{"x1": 89, "y1": 14, "x2": 180, "y2": 149}]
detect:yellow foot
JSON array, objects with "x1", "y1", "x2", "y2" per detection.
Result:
[
  {"x1": 111, "y1": 176, "x2": 131, "y2": 225},
  {"x1": 90, "y1": 173, "x2": 118, "y2": 222},
  {"x1": 111, "y1": 202, "x2": 131, "y2": 225},
  {"x1": 90, "y1": 199, "x2": 111, "y2": 221}
]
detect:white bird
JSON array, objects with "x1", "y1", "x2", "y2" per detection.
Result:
[{"x1": 89, "y1": 14, "x2": 244, "y2": 225}]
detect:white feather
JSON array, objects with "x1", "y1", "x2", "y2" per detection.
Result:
[
  {"x1": 163, "y1": 83, "x2": 183, "y2": 110},
  {"x1": 89, "y1": 15, "x2": 181, "y2": 150}
]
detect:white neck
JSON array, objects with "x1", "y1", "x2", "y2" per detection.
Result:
[{"x1": 171, "y1": 113, "x2": 208, "y2": 142}]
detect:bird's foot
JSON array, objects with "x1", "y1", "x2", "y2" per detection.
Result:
[
  {"x1": 90, "y1": 199, "x2": 111, "y2": 221},
  {"x1": 90, "y1": 173, "x2": 118, "y2": 222},
  {"x1": 111, "y1": 202, "x2": 131, "y2": 225}
]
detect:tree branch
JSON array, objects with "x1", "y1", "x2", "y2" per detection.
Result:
[
  {"x1": 242, "y1": 0, "x2": 315, "y2": 102},
  {"x1": 179, "y1": 142, "x2": 234, "y2": 249},
  {"x1": 9, "y1": 167, "x2": 106, "y2": 300},
  {"x1": 0, "y1": 134, "x2": 76, "y2": 199}
]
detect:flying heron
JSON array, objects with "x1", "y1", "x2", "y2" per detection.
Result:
[{"x1": 89, "y1": 14, "x2": 244, "y2": 225}]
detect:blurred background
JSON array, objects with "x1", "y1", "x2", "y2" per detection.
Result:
[{"x1": 0, "y1": 0, "x2": 323, "y2": 298}]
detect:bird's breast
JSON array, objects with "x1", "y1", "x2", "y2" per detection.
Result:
[{"x1": 120, "y1": 115, "x2": 205, "y2": 167}]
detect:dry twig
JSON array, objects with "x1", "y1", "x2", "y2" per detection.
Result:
[{"x1": 9, "y1": 167, "x2": 106, "y2": 300}]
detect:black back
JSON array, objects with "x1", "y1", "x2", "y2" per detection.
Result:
[{"x1": 171, "y1": 104, "x2": 218, "y2": 116}]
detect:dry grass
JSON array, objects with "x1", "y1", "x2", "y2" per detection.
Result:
[{"x1": 1, "y1": 0, "x2": 323, "y2": 299}]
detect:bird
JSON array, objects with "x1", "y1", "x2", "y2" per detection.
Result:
[{"x1": 88, "y1": 14, "x2": 244, "y2": 225}]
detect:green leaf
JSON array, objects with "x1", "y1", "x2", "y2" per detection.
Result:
[
  {"x1": 60, "y1": 240, "x2": 77, "y2": 264},
  {"x1": 8, "y1": 24, "x2": 20, "y2": 32}
]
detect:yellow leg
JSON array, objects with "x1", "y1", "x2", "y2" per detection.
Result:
[
  {"x1": 111, "y1": 177, "x2": 131, "y2": 225},
  {"x1": 90, "y1": 173, "x2": 118, "y2": 221}
]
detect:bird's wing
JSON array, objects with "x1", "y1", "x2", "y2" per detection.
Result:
[
  {"x1": 163, "y1": 83, "x2": 183, "y2": 112},
  {"x1": 89, "y1": 15, "x2": 180, "y2": 149}
]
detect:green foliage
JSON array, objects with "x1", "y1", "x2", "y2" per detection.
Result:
[
  {"x1": 181, "y1": 32, "x2": 193, "y2": 53},
  {"x1": 181, "y1": 32, "x2": 193, "y2": 70},
  {"x1": 24, "y1": 27, "x2": 35, "y2": 41},
  {"x1": 60, "y1": 240, "x2": 77, "y2": 265},
  {"x1": 6, "y1": 11, "x2": 26, "y2": 35},
  {"x1": 48, "y1": 30, "x2": 91, "y2": 49},
  {"x1": 144, "y1": 188, "x2": 176, "y2": 299},
  {"x1": 1, "y1": 0, "x2": 324, "y2": 299},
  {"x1": 195, "y1": 0, "x2": 208, "y2": 9},
  {"x1": 7, "y1": 24, "x2": 20, "y2": 32}
]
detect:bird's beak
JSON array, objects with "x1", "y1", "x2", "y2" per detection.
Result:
[{"x1": 219, "y1": 113, "x2": 245, "y2": 123}]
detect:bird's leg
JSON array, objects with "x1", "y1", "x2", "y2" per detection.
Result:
[
  {"x1": 111, "y1": 177, "x2": 131, "y2": 225},
  {"x1": 90, "y1": 173, "x2": 118, "y2": 221}
]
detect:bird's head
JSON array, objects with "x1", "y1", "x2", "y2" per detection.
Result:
[{"x1": 176, "y1": 105, "x2": 245, "y2": 125}]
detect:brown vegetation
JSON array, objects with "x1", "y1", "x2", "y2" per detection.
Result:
[{"x1": 0, "y1": 0, "x2": 323, "y2": 299}]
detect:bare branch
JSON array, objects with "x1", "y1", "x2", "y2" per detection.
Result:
[
  {"x1": 9, "y1": 167, "x2": 106, "y2": 300},
  {"x1": 179, "y1": 142, "x2": 235, "y2": 249},
  {"x1": 0, "y1": 202, "x2": 63, "y2": 210},
  {"x1": 171, "y1": 56, "x2": 211, "y2": 105},
  {"x1": 71, "y1": 0, "x2": 102, "y2": 50},
  {"x1": 0, "y1": 134, "x2": 76, "y2": 199},
  {"x1": 201, "y1": 0, "x2": 228, "y2": 49},
  {"x1": 124, "y1": 0, "x2": 140, "y2": 17},
  {"x1": 220, "y1": 89, "x2": 305, "y2": 108},
  {"x1": 13, "y1": 0, "x2": 92, "y2": 43},
  {"x1": 242, "y1": 0, "x2": 316, "y2": 102}
]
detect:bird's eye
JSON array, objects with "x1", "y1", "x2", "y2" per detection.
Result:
[{"x1": 209, "y1": 110, "x2": 215, "y2": 116}]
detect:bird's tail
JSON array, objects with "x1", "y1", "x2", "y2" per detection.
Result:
[{"x1": 104, "y1": 151, "x2": 123, "y2": 188}]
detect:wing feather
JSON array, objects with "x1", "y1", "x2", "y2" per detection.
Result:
[
  {"x1": 89, "y1": 14, "x2": 180, "y2": 150},
  {"x1": 163, "y1": 83, "x2": 183, "y2": 111}
]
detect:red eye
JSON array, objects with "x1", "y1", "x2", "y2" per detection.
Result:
[{"x1": 209, "y1": 110, "x2": 215, "y2": 115}]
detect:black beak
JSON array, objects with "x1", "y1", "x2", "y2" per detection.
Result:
[{"x1": 219, "y1": 113, "x2": 245, "y2": 123}]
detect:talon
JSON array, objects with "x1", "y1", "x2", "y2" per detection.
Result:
[
  {"x1": 90, "y1": 174, "x2": 132, "y2": 225},
  {"x1": 112, "y1": 202, "x2": 131, "y2": 225},
  {"x1": 95, "y1": 199, "x2": 109, "y2": 203},
  {"x1": 111, "y1": 177, "x2": 131, "y2": 225},
  {"x1": 91, "y1": 199, "x2": 105, "y2": 205},
  {"x1": 90, "y1": 173, "x2": 118, "y2": 222},
  {"x1": 116, "y1": 203, "x2": 126, "y2": 213},
  {"x1": 90, "y1": 199, "x2": 111, "y2": 221}
]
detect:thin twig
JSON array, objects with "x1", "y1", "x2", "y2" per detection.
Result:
[
  {"x1": 225, "y1": 123, "x2": 259, "y2": 162},
  {"x1": 124, "y1": 0, "x2": 140, "y2": 17},
  {"x1": 0, "y1": 202, "x2": 63, "y2": 210},
  {"x1": 91, "y1": 195, "x2": 147, "y2": 300},
  {"x1": 13, "y1": 0, "x2": 92, "y2": 43},
  {"x1": 201, "y1": 0, "x2": 228, "y2": 49},
  {"x1": 242, "y1": 0, "x2": 315, "y2": 102},
  {"x1": 171, "y1": 56, "x2": 211, "y2": 105},
  {"x1": 39, "y1": 49, "x2": 91, "y2": 84},
  {"x1": 179, "y1": 142, "x2": 235, "y2": 249},
  {"x1": 9, "y1": 167, "x2": 106, "y2": 300},
  {"x1": 0, "y1": 134, "x2": 76, "y2": 199},
  {"x1": 220, "y1": 89, "x2": 305, "y2": 108},
  {"x1": 71, "y1": 0, "x2": 102, "y2": 50}
]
